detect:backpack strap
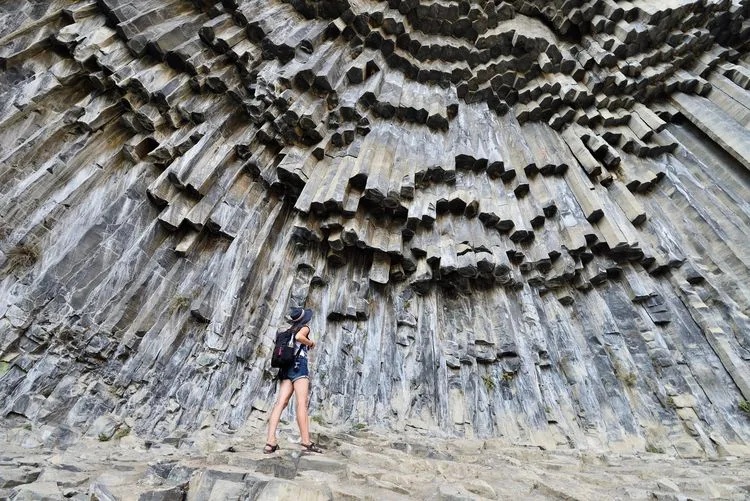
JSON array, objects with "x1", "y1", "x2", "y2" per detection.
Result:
[{"x1": 292, "y1": 324, "x2": 308, "y2": 359}]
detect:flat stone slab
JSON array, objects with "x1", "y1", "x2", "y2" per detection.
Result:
[{"x1": 670, "y1": 92, "x2": 750, "y2": 171}]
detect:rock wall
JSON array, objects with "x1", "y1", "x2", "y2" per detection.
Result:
[{"x1": 0, "y1": 0, "x2": 749, "y2": 455}]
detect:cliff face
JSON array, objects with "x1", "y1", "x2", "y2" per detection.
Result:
[{"x1": 0, "y1": 0, "x2": 749, "y2": 454}]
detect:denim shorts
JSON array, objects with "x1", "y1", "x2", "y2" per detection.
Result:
[{"x1": 279, "y1": 356, "x2": 309, "y2": 382}]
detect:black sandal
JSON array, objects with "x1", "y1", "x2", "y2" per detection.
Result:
[
  {"x1": 263, "y1": 443, "x2": 279, "y2": 454},
  {"x1": 301, "y1": 442, "x2": 323, "y2": 453}
]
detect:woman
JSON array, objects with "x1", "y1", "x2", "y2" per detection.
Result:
[{"x1": 264, "y1": 307, "x2": 323, "y2": 454}]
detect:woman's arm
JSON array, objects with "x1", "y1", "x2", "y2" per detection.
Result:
[{"x1": 295, "y1": 326, "x2": 315, "y2": 348}]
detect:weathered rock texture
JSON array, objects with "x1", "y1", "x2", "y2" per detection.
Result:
[
  {"x1": 0, "y1": 0, "x2": 749, "y2": 457},
  {"x1": 3, "y1": 424, "x2": 750, "y2": 500}
]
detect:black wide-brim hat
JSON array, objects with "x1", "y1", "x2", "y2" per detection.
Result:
[{"x1": 287, "y1": 307, "x2": 313, "y2": 325}]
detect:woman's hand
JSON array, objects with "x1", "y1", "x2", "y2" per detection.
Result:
[{"x1": 296, "y1": 326, "x2": 315, "y2": 349}]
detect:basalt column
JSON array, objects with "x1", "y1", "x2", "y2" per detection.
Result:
[{"x1": 1, "y1": 0, "x2": 749, "y2": 454}]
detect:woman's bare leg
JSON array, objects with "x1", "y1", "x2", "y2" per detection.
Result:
[
  {"x1": 293, "y1": 377, "x2": 311, "y2": 445},
  {"x1": 266, "y1": 379, "x2": 294, "y2": 446}
]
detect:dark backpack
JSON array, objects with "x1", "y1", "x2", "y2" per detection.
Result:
[{"x1": 271, "y1": 325, "x2": 303, "y2": 369}]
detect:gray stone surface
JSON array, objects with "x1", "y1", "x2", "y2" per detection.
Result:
[
  {"x1": 0, "y1": 429, "x2": 747, "y2": 500},
  {"x1": 9, "y1": 481, "x2": 62, "y2": 501},
  {"x1": 0, "y1": 467, "x2": 41, "y2": 489},
  {"x1": 0, "y1": 0, "x2": 748, "y2": 464}
]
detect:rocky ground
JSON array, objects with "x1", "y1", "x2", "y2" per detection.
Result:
[{"x1": 1, "y1": 419, "x2": 749, "y2": 501}]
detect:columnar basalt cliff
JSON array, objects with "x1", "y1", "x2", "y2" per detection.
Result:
[{"x1": 1, "y1": 0, "x2": 749, "y2": 456}]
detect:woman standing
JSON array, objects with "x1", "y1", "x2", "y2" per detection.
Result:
[{"x1": 264, "y1": 307, "x2": 323, "y2": 453}]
